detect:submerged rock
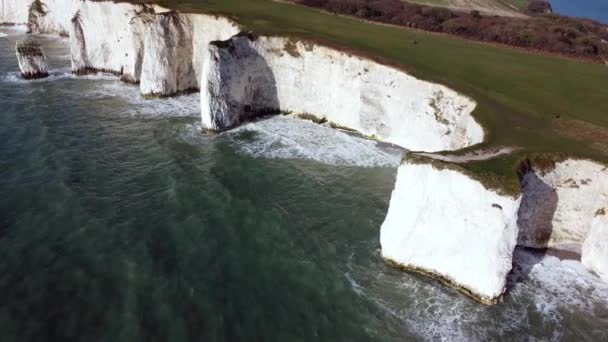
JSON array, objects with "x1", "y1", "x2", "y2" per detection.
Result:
[
  {"x1": 380, "y1": 155, "x2": 520, "y2": 304},
  {"x1": 15, "y1": 37, "x2": 48, "y2": 79}
]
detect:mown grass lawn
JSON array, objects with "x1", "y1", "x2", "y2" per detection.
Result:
[{"x1": 140, "y1": 0, "x2": 608, "y2": 192}]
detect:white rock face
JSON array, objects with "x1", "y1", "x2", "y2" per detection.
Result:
[
  {"x1": 582, "y1": 213, "x2": 608, "y2": 281},
  {"x1": 202, "y1": 35, "x2": 483, "y2": 152},
  {"x1": 0, "y1": 0, "x2": 33, "y2": 24},
  {"x1": 69, "y1": 1, "x2": 237, "y2": 94},
  {"x1": 27, "y1": 0, "x2": 77, "y2": 35},
  {"x1": 15, "y1": 37, "x2": 48, "y2": 78},
  {"x1": 139, "y1": 12, "x2": 238, "y2": 96},
  {"x1": 70, "y1": 1, "x2": 155, "y2": 82},
  {"x1": 380, "y1": 158, "x2": 520, "y2": 303},
  {"x1": 518, "y1": 159, "x2": 608, "y2": 251}
]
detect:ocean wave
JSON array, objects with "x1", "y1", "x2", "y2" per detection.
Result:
[
  {"x1": 0, "y1": 68, "x2": 119, "y2": 84},
  {"x1": 226, "y1": 116, "x2": 402, "y2": 167},
  {"x1": 346, "y1": 248, "x2": 608, "y2": 341},
  {"x1": 0, "y1": 69, "x2": 199, "y2": 118},
  {"x1": 87, "y1": 82, "x2": 200, "y2": 118}
]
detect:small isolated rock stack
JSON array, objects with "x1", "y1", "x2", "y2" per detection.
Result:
[{"x1": 15, "y1": 37, "x2": 49, "y2": 79}]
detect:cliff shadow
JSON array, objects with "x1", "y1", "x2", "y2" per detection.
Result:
[
  {"x1": 506, "y1": 161, "x2": 558, "y2": 292},
  {"x1": 214, "y1": 38, "x2": 280, "y2": 129}
]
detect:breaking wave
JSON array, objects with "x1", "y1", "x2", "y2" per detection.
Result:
[
  {"x1": 1, "y1": 70, "x2": 199, "y2": 118},
  {"x1": 227, "y1": 116, "x2": 402, "y2": 167},
  {"x1": 0, "y1": 68, "x2": 118, "y2": 83},
  {"x1": 346, "y1": 248, "x2": 608, "y2": 341},
  {"x1": 86, "y1": 81, "x2": 200, "y2": 118}
]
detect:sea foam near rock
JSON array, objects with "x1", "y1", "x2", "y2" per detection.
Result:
[{"x1": 227, "y1": 116, "x2": 402, "y2": 167}]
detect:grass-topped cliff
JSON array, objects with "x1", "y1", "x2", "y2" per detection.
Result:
[{"x1": 124, "y1": 0, "x2": 608, "y2": 194}]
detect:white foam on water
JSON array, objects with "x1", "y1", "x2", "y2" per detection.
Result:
[
  {"x1": 0, "y1": 33, "x2": 7, "y2": 38},
  {"x1": 226, "y1": 116, "x2": 401, "y2": 167},
  {"x1": 346, "y1": 248, "x2": 608, "y2": 341},
  {"x1": 0, "y1": 69, "x2": 199, "y2": 118},
  {"x1": 86, "y1": 81, "x2": 200, "y2": 118},
  {"x1": 0, "y1": 26, "x2": 26, "y2": 35},
  {"x1": 510, "y1": 250, "x2": 608, "y2": 315},
  {"x1": 0, "y1": 68, "x2": 121, "y2": 83}
]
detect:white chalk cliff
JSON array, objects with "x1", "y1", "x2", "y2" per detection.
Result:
[
  {"x1": 582, "y1": 212, "x2": 608, "y2": 281},
  {"x1": 202, "y1": 35, "x2": 483, "y2": 152},
  {"x1": 381, "y1": 155, "x2": 608, "y2": 301},
  {"x1": 381, "y1": 157, "x2": 520, "y2": 303},
  {"x1": 518, "y1": 159, "x2": 608, "y2": 251},
  {"x1": 27, "y1": 0, "x2": 75, "y2": 35},
  {"x1": 139, "y1": 12, "x2": 238, "y2": 96},
  {"x1": 3, "y1": 0, "x2": 608, "y2": 302},
  {"x1": 69, "y1": 0, "x2": 238, "y2": 94},
  {"x1": 1, "y1": 0, "x2": 33, "y2": 24},
  {"x1": 70, "y1": 1, "x2": 162, "y2": 83},
  {"x1": 517, "y1": 159, "x2": 608, "y2": 281}
]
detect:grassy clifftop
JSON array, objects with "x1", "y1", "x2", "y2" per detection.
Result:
[{"x1": 128, "y1": 0, "x2": 608, "y2": 191}]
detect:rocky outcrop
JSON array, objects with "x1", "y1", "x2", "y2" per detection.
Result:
[
  {"x1": 202, "y1": 34, "x2": 483, "y2": 152},
  {"x1": 0, "y1": 0, "x2": 33, "y2": 24},
  {"x1": 517, "y1": 159, "x2": 608, "y2": 252},
  {"x1": 69, "y1": 1, "x2": 158, "y2": 82},
  {"x1": 380, "y1": 156, "x2": 520, "y2": 303},
  {"x1": 381, "y1": 156, "x2": 608, "y2": 302},
  {"x1": 139, "y1": 12, "x2": 238, "y2": 96},
  {"x1": 15, "y1": 37, "x2": 48, "y2": 79},
  {"x1": 582, "y1": 212, "x2": 608, "y2": 281},
  {"x1": 516, "y1": 158, "x2": 608, "y2": 281},
  {"x1": 69, "y1": 1, "x2": 238, "y2": 94},
  {"x1": 27, "y1": 0, "x2": 76, "y2": 35}
]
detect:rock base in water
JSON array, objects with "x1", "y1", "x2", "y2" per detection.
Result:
[
  {"x1": 380, "y1": 156, "x2": 521, "y2": 303},
  {"x1": 15, "y1": 37, "x2": 49, "y2": 79}
]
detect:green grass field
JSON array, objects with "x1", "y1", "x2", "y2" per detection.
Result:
[{"x1": 145, "y1": 0, "x2": 608, "y2": 193}]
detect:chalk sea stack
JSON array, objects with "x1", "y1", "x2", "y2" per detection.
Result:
[{"x1": 15, "y1": 37, "x2": 48, "y2": 79}]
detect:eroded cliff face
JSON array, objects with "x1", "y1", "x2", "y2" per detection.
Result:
[
  {"x1": 381, "y1": 156, "x2": 608, "y2": 301},
  {"x1": 202, "y1": 35, "x2": 483, "y2": 152},
  {"x1": 139, "y1": 12, "x2": 238, "y2": 96},
  {"x1": 518, "y1": 159, "x2": 608, "y2": 252},
  {"x1": 582, "y1": 213, "x2": 608, "y2": 281},
  {"x1": 69, "y1": 1, "x2": 238, "y2": 95},
  {"x1": 70, "y1": 1, "x2": 158, "y2": 82},
  {"x1": 0, "y1": 0, "x2": 33, "y2": 24},
  {"x1": 517, "y1": 159, "x2": 608, "y2": 281},
  {"x1": 27, "y1": 0, "x2": 76, "y2": 35},
  {"x1": 380, "y1": 158, "x2": 520, "y2": 303}
]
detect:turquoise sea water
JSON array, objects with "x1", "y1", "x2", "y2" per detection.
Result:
[
  {"x1": 551, "y1": 0, "x2": 608, "y2": 24},
  {"x1": 1, "y1": 28, "x2": 608, "y2": 341}
]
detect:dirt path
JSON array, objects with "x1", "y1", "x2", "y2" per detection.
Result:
[
  {"x1": 408, "y1": 0, "x2": 527, "y2": 18},
  {"x1": 415, "y1": 146, "x2": 518, "y2": 163}
]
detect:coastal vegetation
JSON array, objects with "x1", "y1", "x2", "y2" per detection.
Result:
[{"x1": 294, "y1": 0, "x2": 608, "y2": 62}]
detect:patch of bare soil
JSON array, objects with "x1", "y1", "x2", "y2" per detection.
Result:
[
  {"x1": 415, "y1": 146, "x2": 518, "y2": 163},
  {"x1": 555, "y1": 119, "x2": 608, "y2": 155}
]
